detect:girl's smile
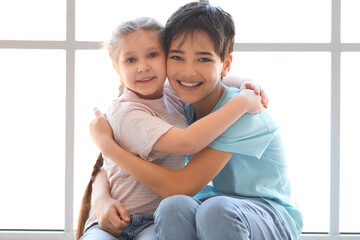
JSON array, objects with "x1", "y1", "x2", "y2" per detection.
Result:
[{"x1": 114, "y1": 30, "x2": 167, "y2": 99}]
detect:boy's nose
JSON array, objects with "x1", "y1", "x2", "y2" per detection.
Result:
[{"x1": 183, "y1": 62, "x2": 196, "y2": 78}]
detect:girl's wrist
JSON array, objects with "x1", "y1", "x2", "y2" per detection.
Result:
[{"x1": 98, "y1": 137, "x2": 116, "y2": 155}]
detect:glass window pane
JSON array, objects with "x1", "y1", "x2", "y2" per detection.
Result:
[
  {"x1": 341, "y1": 0, "x2": 360, "y2": 43},
  {"x1": 76, "y1": 0, "x2": 193, "y2": 41},
  {"x1": 0, "y1": 50, "x2": 66, "y2": 230},
  {"x1": 340, "y1": 53, "x2": 360, "y2": 233},
  {"x1": 0, "y1": 0, "x2": 66, "y2": 40},
  {"x1": 73, "y1": 50, "x2": 119, "y2": 228},
  {"x1": 211, "y1": 0, "x2": 331, "y2": 43},
  {"x1": 230, "y1": 52, "x2": 331, "y2": 232}
]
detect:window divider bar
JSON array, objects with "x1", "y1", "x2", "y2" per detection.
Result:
[
  {"x1": 234, "y1": 43, "x2": 332, "y2": 52},
  {"x1": 329, "y1": 0, "x2": 341, "y2": 236},
  {"x1": 65, "y1": 0, "x2": 75, "y2": 236},
  {"x1": 0, "y1": 40, "x2": 66, "y2": 49}
]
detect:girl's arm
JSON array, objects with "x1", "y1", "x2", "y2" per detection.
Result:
[
  {"x1": 92, "y1": 169, "x2": 130, "y2": 236},
  {"x1": 153, "y1": 87, "x2": 263, "y2": 154},
  {"x1": 90, "y1": 109, "x2": 233, "y2": 198},
  {"x1": 223, "y1": 75, "x2": 269, "y2": 107}
]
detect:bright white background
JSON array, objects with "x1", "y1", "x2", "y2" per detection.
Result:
[{"x1": 0, "y1": 0, "x2": 359, "y2": 238}]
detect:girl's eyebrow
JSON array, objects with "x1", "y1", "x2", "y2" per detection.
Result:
[{"x1": 122, "y1": 46, "x2": 161, "y2": 57}]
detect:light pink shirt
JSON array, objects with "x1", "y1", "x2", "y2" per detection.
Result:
[{"x1": 85, "y1": 82, "x2": 187, "y2": 230}]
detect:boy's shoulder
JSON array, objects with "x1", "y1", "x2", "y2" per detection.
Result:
[{"x1": 216, "y1": 86, "x2": 240, "y2": 107}]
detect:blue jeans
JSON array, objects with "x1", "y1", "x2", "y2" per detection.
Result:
[
  {"x1": 154, "y1": 195, "x2": 291, "y2": 240},
  {"x1": 81, "y1": 214, "x2": 156, "y2": 240}
]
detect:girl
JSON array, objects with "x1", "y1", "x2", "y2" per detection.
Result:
[{"x1": 77, "y1": 17, "x2": 265, "y2": 240}]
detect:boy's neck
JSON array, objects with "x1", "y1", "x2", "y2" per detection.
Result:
[{"x1": 192, "y1": 83, "x2": 227, "y2": 121}]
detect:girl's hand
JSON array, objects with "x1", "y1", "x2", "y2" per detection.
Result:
[
  {"x1": 94, "y1": 194, "x2": 130, "y2": 237},
  {"x1": 238, "y1": 89, "x2": 265, "y2": 114},
  {"x1": 240, "y1": 81, "x2": 269, "y2": 108},
  {"x1": 89, "y1": 108, "x2": 114, "y2": 152}
]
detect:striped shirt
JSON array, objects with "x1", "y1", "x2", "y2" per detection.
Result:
[{"x1": 85, "y1": 81, "x2": 187, "y2": 230}]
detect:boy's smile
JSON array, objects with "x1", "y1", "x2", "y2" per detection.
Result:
[{"x1": 167, "y1": 30, "x2": 232, "y2": 118}]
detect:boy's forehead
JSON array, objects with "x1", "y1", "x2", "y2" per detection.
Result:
[{"x1": 170, "y1": 30, "x2": 215, "y2": 50}]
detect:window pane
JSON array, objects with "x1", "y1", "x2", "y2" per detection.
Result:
[
  {"x1": 73, "y1": 50, "x2": 119, "y2": 228},
  {"x1": 76, "y1": 0, "x2": 192, "y2": 41},
  {"x1": 211, "y1": 0, "x2": 331, "y2": 43},
  {"x1": 0, "y1": 50, "x2": 65, "y2": 229},
  {"x1": 340, "y1": 53, "x2": 360, "y2": 233},
  {"x1": 341, "y1": 0, "x2": 360, "y2": 43},
  {"x1": 230, "y1": 52, "x2": 331, "y2": 232},
  {"x1": 0, "y1": 0, "x2": 66, "y2": 40}
]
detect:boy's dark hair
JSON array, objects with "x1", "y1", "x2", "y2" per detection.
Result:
[{"x1": 164, "y1": 2, "x2": 235, "y2": 62}]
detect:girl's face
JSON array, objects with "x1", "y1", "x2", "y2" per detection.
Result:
[
  {"x1": 166, "y1": 30, "x2": 232, "y2": 114},
  {"x1": 114, "y1": 30, "x2": 166, "y2": 99}
]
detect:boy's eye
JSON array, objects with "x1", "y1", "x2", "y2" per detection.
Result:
[
  {"x1": 149, "y1": 52, "x2": 158, "y2": 58},
  {"x1": 126, "y1": 58, "x2": 136, "y2": 63},
  {"x1": 199, "y1": 58, "x2": 211, "y2": 62},
  {"x1": 170, "y1": 55, "x2": 183, "y2": 61}
]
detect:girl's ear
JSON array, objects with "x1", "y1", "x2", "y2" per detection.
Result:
[
  {"x1": 221, "y1": 54, "x2": 233, "y2": 77},
  {"x1": 112, "y1": 62, "x2": 120, "y2": 74}
]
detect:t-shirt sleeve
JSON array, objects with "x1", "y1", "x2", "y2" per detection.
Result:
[
  {"x1": 208, "y1": 111, "x2": 279, "y2": 159},
  {"x1": 109, "y1": 103, "x2": 173, "y2": 161}
]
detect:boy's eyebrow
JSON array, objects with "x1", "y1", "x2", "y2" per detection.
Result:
[
  {"x1": 168, "y1": 49, "x2": 214, "y2": 56},
  {"x1": 168, "y1": 49, "x2": 184, "y2": 54},
  {"x1": 195, "y1": 51, "x2": 214, "y2": 56}
]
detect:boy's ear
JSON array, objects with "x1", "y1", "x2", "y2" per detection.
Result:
[{"x1": 221, "y1": 54, "x2": 233, "y2": 77}]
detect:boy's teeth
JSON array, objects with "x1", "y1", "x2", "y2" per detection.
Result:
[{"x1": 180, "y1": 81, "x2": 200, "y2": 87}]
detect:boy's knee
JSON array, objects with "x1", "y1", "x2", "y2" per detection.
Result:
[
  {"x1": 196, "y1": 196, "x2": 237, "y2": 223},
  {"x1": 155, "y1": 195, "x2": 197, "y2": 220}
]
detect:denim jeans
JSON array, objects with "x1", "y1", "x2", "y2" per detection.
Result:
[
  {"x1": 81, "y1": 214, "x2": 156, "y2": 240},
  {"x1": 154, "y1": 195, "x2": 291, "y2": 240}
]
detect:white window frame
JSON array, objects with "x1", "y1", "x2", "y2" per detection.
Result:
[{"x1": 0, "y1": 0, "x2": 359, "y2": 239}]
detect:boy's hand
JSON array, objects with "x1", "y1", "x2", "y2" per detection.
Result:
[
  {"x1": 240, "y1": 81, "x2": 269, "y2": 108},
  {"x1": 89, "y1": 108, "x2": 114, "y2": 152}
]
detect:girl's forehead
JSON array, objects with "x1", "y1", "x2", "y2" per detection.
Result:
[{"x1": 119, "y1": 31, "x2": 163, "y2": 51}]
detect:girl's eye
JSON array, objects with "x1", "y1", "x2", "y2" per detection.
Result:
[
  {"x1": 149, "y1": 52, "x2": 158, "y2": 58},
  {"x1": 170, "y1": 55, "x2": 182, "y2": 61},
  {"x1": 199, "y1": 58, "x2": 211, "y2": 62},
  {"x1": 126, "y1": 58, "x2": 136, "y2": 63}
]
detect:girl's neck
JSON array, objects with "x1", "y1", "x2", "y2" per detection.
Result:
[{"x1": 192, "y1": 83, "x2": 226, "y2": 121}]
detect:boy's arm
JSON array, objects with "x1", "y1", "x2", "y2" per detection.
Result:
[
  {"x1": 153, "y1": 89, "x2": 263, "y2": 155},
  {"x1": 90, "y1": 114, "x2": 233, "y2": 198},
  {"x1": 92, "y1": 169, "x2": 130, "y2": 236}
]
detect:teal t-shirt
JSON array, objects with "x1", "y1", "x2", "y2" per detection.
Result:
[{"x1": 185, "y1": 87, "x2": 303, "y2": 240}]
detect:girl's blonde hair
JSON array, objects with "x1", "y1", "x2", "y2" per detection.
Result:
[
  {"x1": 104, "y1": 17, "x2": 164, "y2": 96},
  {"x1": 76, "y1": 17, "x2": 163, "y2": 240}
]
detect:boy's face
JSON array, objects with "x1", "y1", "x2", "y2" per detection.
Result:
[{"x1": 166, "y1": 30, "x2": 231, "y2": 105}]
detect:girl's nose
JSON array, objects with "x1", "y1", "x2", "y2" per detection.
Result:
[{"x1": 138, "y1": 60, "x2": 150, "y2": 73}]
